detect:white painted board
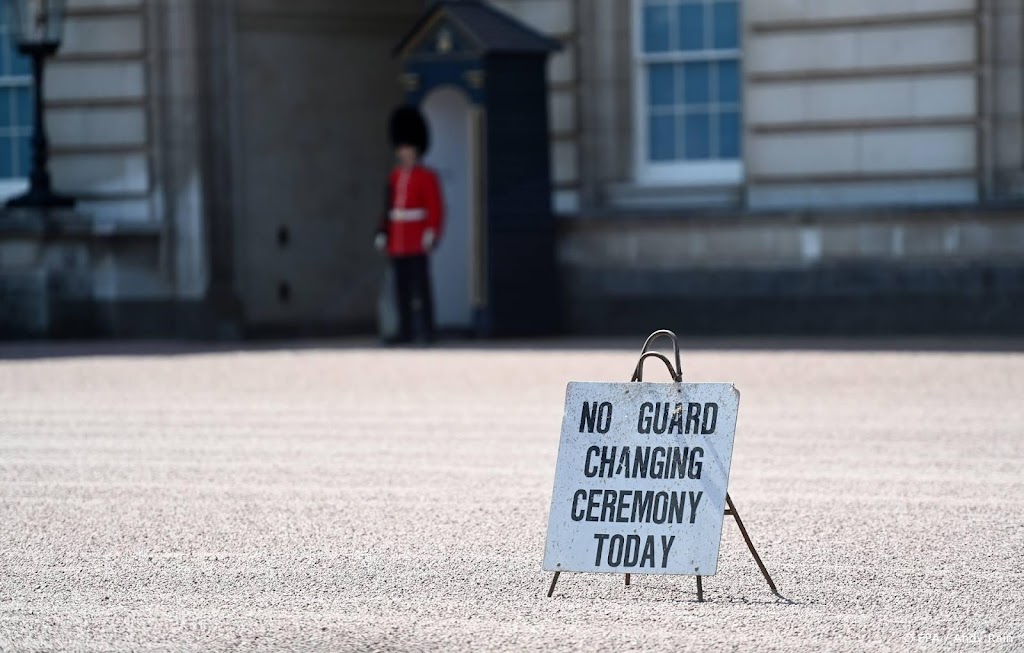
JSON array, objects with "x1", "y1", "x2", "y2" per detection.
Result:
[{"x1": 543, "y1": 382, "x2": 740, "y2": 576}]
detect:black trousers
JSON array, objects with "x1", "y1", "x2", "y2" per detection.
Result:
[{"x1": 391, "y1": 255, "x2": 434, "y2": 342}]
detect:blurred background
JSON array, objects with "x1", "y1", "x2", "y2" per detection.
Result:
[
  {"x1": 0, "y1": 0, "x2": 1022, "y2": 340},
  {"x1": 2, "y1": 4, "x2": 1023, "y2": 648}
]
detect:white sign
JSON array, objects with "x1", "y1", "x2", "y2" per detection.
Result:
[{"x1": 543, "y1": 381, "x2": 739, "y2": 576}]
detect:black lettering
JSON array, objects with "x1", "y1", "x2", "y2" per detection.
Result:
[
  {"x1": 598, "y1": 446, "x2": 616, "y2": 478},
  {"x1": 686, "y1": 402, "x2": 701, "y2": 434},
  {"x1": 576, "y1": 490, "x2": 699, "y2": 525},
  {"x1": 623, "y1": 535, "x2": 640, "y2": 567},
  {"x1": 652, "y1": 492, "x2": 668, "y2": 524},
  {"x1": 640, "y1": 536, "x2": 656, "y2": 567},
  {"x1": 616, "y1": 491, "x2": 632, "y2": 522},
  {"x1": 584, "y1": 446, "x2": 600, "y2": 478},
  {"x1": 571, "y1": 490, "x2": 587, "y2": 521},
  {"x1": 668, "y1": 403, "x2": 685, "y2": 433},
  {"x1": 689, "y1": 447, "x2": 704, "y2": 479},
  {"x1": 631, "y1": 447, "x2": 650, "y2": 478},
  {"x1": 637, "y1": 402, "x2": 653, "y2": 434},
  {"x1": 579, "y1": 402, "x2": 598, "y2": 433},
  {"x1": 607, "y1": 535, "x2": 624, "y2": 567},
  {"x1": 669, "y1": 491, "x2": 686, "y2": 524},
  {"x1": 586, "y1": 489, "x2": 601, "y2": 521},
  {"x1": 688, "y1": 491, "x2": 703, "y2": 524},
  {"x1": 701, "y1": 403, "x2": 718, "y2": 434},
  {"x1": 580, "y1": 401, "x2": 613, "y2": 434},
  {"x1": 652, "y1": 403, "x2": 669, "y2": 434},
  {"x1": 650, "y1": 447, "x2": 666, "y2": 478},
  {"x1": 600, "y1": 490, "x2": 617, "y2": 522},
  {"x1": 596, "y1": 402, "x2": 613, "y2": 433},
  {"x1": 616, "y1": 447, "x2": 632, "y2": 477},
  {"x1": 668, "y1": 446, "x2": 688, "y2": 479},
  {"x1": 593, "y1": 533, "x2": 609, "y2": 566},
  {"x1": 660, "y1": 535, "x2": 675, "y2": 567},
  {"x1": 632, "y1": 491, "x2": 653, "y2": 522}
]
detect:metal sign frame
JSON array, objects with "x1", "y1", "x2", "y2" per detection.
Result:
[{"x1": 545, "y1": 330, "x2": 782, "y2": 602}]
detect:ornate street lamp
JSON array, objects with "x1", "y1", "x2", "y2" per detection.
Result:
[{"x1": 6, "y1": 0, "x2": 73, "y2": 208}]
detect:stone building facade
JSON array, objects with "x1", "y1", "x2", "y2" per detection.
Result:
[
  {"x1": 1, "y1": 0, "x2": 1022, "y2": 337},
  {"x1": 541, "y1": 0, "x2": 1024, "y2": 333}
]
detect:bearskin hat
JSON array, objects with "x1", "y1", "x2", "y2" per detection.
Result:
[{"x1": 389, "y1": 105, "x2": 429, "y2": 155}]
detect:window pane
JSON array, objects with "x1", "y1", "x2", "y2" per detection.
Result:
[
  {"x1": 718, "y1": 110, "x2": 741, "y2": 158},
  {"x1": 682, "y1": 62, "x2": 710, "y2": 105},
  {"x1": 11, "y1": 49, "x2": 29, "y2": 76},
  {"x1": 677, "y1": 2, "x2": 704, "y2": 51},
  {"x1": 0, "y1": 5, "x2": 9, "y2": 76},
  {"x1": 643, "y1": 4, "x2": 671, "y2": 53},
  {"x1": 15, "y1": 86, "x2": 30, "y2": 125},
  {"x1": 0, "y1": 89, "x2": 11, "y2": 126},
  {"x1": 649, "y1": 114, "x2": 677, "y2": 161},
  {"x1": 684, "y1": 112, "x2": 711, "y2": 160},
  {"x1": 713, "y1": 1, "x2": 740, "y2": 49},
  {"x1": 0, "y1": 136, "x2": 14, "y2": 178},
  {"x1": 717, "y1": 60, "x2": 740, "y2": 104},
  {"x1": 648, "y1": 64, "x2": 674, "y2": 106}
]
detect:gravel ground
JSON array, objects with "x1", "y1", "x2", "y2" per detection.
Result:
[{"x1": 0, "y1": 340, "x2": 1022, "y2": 652}]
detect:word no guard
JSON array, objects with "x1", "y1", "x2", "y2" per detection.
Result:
[{"x1": 543, "y1": 381, "x2": 739, "y2": 576}]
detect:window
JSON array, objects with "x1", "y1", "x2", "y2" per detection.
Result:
[
  {"x1": 634, "y1": 0, "x2": 742, "y2": 184},
  {"x1": 0, "y1": 3, "x2": 32, "y2": 193}
]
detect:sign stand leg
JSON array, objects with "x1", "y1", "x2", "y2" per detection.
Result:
[
  {"x1": 724, "y1": 493, "x2": 780, "y2": 597},
  {"x1": 547, "y1": 571, "x2": 560, "y2": 597},
  {"x1": 696, "y1": 575, "x2": 704, "y2": 602},
  {"x1": 625, "y1": 573, "x2": 630, "y2": 586}
]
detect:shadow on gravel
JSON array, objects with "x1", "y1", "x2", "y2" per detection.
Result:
[
  {"x1": 708, "y1": 593, "x2": 802, "y2": 605},
  {"x1": 595, "y1": 585, "x2": 802, "y2": 605},
  {"x1": 2, "y1": 335, "x2": 1023, "y2": 361},
  {"x1": 639, "y1": 578, "x2": 801, "y2": 605}
]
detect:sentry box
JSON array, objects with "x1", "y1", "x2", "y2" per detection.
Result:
[{"x1": 393, "y1": 2, "x2": 561, "y2": 337}]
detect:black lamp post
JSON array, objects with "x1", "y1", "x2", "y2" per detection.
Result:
[{"x1": 6, "y1": 0, "x2": 73, "y2": 209}]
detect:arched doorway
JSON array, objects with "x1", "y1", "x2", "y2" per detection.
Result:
[{"x1": 422, "y1": 86, "x2": 478, "y2": 331}]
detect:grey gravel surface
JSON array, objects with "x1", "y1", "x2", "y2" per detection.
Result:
[{"x1": 0, "y1": 340, "x2": 1022, "y2": 652}]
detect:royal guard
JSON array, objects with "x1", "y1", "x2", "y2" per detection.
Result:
[{"x1": 376, "y1": 105, "x2": 445, "y2": 344}]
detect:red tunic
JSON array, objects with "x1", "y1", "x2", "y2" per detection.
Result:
[{"x1": 386, "y1": 165, "x2": 444, "y2": 257}]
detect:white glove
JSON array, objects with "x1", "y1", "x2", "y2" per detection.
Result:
[
  {"x1": 374, "y1": 232, "x2": 387, "y2": 252},
  {"x1": 422, "y1": 229, "x2": 436, "y2": 251}
]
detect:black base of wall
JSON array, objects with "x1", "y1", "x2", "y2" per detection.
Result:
[
  {"x1": 0, "y1": 299, "x2": 241, "y2": 340},
  {"x1": 7, "y1": 262, "x2": 1024, "y2": 339},
  {"x1": 3, "y1": 298, "x2": 379, "y2": 340},
  {"x1": 564, "y1": 263, "x2": 1024, "y2": 336}
]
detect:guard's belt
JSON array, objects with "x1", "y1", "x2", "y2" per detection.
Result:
[{"x1": 389, "y1": 208, "x2": 426, "y2": 222}]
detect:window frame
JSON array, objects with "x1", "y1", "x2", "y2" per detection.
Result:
[{"x1": 632, "y1": 0, "x2": 744, "y2": 186}]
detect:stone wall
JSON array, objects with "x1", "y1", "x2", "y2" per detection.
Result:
[
  {"x1": 51, "y1": 0, "x2": 151, "y2": 225},
  {"x1": 553, "y1": 0, "x2": 1024, "y2": 335},
  {"x1": 560, "y1": 207, "x2": 1024, "y2": 334},
  {"x1": 567, "y1": 0, "x2": 1024, "y2": 211},
  {"x1": 745, "y1": 0, "x2": 980, "y2": 208},
  {"x1": 226, "y1": 0, "x2": 421, "y2": 332},
  {"x1": 990, "y1": 0, "x2": 1024, "y2": 198}
]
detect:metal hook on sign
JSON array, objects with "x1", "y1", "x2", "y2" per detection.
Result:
[
  {"x1": 638, "y1": 329, "x2": 682, "y2": 380},
  {"x1": 631, "y1": 351, "x2": 682, "y2": 383}
]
